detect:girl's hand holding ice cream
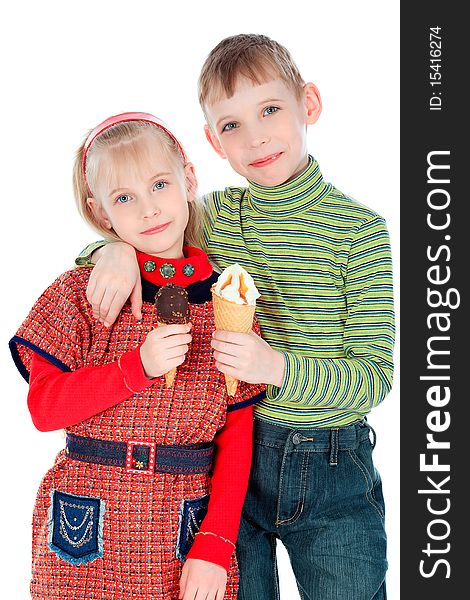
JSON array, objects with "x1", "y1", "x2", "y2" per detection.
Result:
[
  {"x1": 140, "y1": 323, "x2": 192, "y2": 379},
  {"x1": 211, "y1": 264, "x2": 285, "y2": 391}
]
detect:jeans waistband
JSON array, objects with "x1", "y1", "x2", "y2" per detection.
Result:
[
  {"x1": 253, "y1": 418, "x2": 374, "y2": 452},
  {"x1": 66, "y1": 433, "x2": 214, "y2": 475}
]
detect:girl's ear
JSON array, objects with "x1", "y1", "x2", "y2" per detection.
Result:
[
  {"x1": 86, "y1": 197, "x2": 112, "y2": 229},
  {"x1": 184, "y1": 163, "x2": 198, "y2": 202}
]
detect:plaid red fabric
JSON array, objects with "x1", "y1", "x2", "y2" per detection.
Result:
[{"x1": 13, "y1": 268, "x2": 264, "y2": 599}]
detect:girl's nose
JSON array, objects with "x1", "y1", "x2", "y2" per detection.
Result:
[{"x1": 141, "y1": 197, "x2": 161, "y2": 219}]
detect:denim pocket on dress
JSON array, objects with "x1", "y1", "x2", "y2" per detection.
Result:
[
  {"x1": 48, "y1": 490, "x2": 106, "y2": 565},
  {"x1": 176, "y1": 494, "x2": 210, "y2": 562}
]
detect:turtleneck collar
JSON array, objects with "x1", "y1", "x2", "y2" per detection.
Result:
[
  {"x1": 136, "y1": 246, "x2": 213, "y2": 288},
  {"x1": 248, "y1": 155, "x2": 331, "y2": 216}
]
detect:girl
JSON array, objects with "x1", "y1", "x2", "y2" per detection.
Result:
[{"x1": 9, "y1": 112, "x2": 265, "y2": 600}]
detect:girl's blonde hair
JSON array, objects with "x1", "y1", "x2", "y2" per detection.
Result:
[{"x1": 73, "y1": 120, "x2": 203, "y2": 248}]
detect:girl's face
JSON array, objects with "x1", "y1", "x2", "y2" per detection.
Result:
[{"x1": 87, "y1": 136, "x2": 195, "y2": 259}]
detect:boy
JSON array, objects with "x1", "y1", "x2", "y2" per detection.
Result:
[{"x1": 78, "y1": 34, "x2": 394, "y2": 599}]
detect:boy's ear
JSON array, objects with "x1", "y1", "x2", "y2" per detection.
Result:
[
  {"x1": 303, "y1": 82, "x2": 322, "y2": 125},
  {"x1": 204, "y1": 124, "x2": 227, "y2": 159},
  {"x1": 86, "y1": 197, "x2": 112, "y2": 229},
  {"x1": 184, "y1": 162, "x2": 198, "y2": 201}
]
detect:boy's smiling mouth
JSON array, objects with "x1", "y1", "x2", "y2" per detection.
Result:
[{"x1": 249, "y1": 152, "x2": 283, "y2": 168}]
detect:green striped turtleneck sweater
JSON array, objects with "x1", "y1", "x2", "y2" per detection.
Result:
[
  {"x1": 201, "y1": 156, "x2": 394, "y2": 428},
  {"x1": 77, "y1": 156, "x2": 395, "y2": 428}
]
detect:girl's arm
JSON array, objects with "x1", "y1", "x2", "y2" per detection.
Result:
[
  {"x1": 186, "y1": 404, "x2": 253, "y2": 570},
  {"x1": 26, "y1": 319, "x2": 192, "y2": 431},
  {"x1": 28, "y1": 349, "x2": 153, "y2": 431}
]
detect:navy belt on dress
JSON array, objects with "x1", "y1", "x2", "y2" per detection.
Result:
[{"x1": 66, "y1": 433, "x2": 214, "y2": 475}]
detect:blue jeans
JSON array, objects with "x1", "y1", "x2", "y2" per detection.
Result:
[{"x1": 237, "y1": 419, "x2": 387, "y2": 600}]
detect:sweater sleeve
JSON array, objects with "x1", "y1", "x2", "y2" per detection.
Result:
[
  {"x1": 267, "y1": 216, "x2": 395, "y2": 413},
  {"x1": 186, "y1": 405, "x2": 253, "y2": 571},
  {"x1": 27, "y1": 349, "x2": 154, "y2": 431},
  {"x1": 74, "y1": 240, "x2": 109, "y2": 267}
]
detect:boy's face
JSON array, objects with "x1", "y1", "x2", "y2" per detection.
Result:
[{"x1": 204, "y1": 78, "x2": 321, "y2": 187}]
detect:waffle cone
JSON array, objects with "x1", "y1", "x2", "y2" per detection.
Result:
[
  {"x1": 165, "y1": 367, "x2": 177, "y2": 388},
  {"x1": 211, "y1": 290, "x2": 256, "y2": 396},
  {"x1": 157, "y1": 321, "x2": 182, "y2": 388}
]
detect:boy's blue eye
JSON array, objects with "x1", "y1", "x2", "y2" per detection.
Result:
[
  {"x1": 116, "y1": 194, "x2": 130, "y2": 204},
  {"x1": 263, "y1": 106, "x2": 279, "y2": 116},
  {"x1": 222, "y1": 122, "x2": 238, "y2": 132},
  {"x1": 153, "y1": 180, "x2": 166, "y2": 190}
]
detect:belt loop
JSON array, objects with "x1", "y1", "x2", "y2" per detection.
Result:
[{"x1": 329, "y1": 428, "x2": 339, "y2": 466}]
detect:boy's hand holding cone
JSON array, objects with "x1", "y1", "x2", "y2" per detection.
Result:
[{"x1": 211, "y1": 264, "x2": 260, "y2": 396}]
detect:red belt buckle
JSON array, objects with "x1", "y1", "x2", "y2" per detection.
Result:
[{"x1": 126, "y1": 440, "x2": 156, "y2": 474}]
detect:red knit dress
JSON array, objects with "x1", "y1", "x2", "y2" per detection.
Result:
[{"x1": 10, "y1": 248, "x2": 265, "y2": 600}]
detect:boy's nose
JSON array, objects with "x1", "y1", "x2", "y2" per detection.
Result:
[
  {"x1": 248, "y1": 136, "x2": 268, "y2": 149},
  {"x1": 247, "y1": 127, "x2": 270, "y2": 149}
]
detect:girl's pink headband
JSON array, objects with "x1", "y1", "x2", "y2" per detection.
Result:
[{"x1": 81, "y1": 112, "x2": 187, "y2": 192}]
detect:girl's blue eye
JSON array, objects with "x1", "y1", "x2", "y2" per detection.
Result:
[
  {"x1": 153, "y1": 181, "x2": 166, "y2": 190},
  {"x1": 264, "y1": 106, "x2": 279, "y2": 116},
  {"x1": 222, "y1": 122, "x2": 238, "y2": 132},
  {"x1": 116, "y1": 194, "x2": 130, "y2": 204}
]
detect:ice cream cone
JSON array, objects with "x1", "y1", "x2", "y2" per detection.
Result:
[
  {"x1": 165, "y1": 366, "x2": 177, "y2": 388},
  {"x1": 157, "y1": 321, "x2": 179, "y2": 388},
  {"x1": 211, "y1": 290, "x2": 256, "y2": 396},
  {"x1": 155, "y1": 284, "x2": 190, "y2": 390}
]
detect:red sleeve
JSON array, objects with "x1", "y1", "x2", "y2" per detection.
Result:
[
  {"x1": 28, "y1": 348, "x2": 154, "y2": 432},
  {"x1": 186, "y1": 405, "x2": 253, "y2": 571}
]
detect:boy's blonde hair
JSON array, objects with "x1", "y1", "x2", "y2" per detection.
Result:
[
  {"x1": 73, "y1": 121, "x2": 203, "y2": 248},
  {"x1": 198, "y1": 33, "x2": 305, "y2": 110}
]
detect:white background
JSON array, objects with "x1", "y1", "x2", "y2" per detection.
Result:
[{"x1": 1, "y1": 1, "x2": 400, "y2": 597}]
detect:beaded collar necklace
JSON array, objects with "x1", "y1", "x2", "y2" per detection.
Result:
[{"x1": 136, "y1": 246, "x2": 213, "y2": 288}]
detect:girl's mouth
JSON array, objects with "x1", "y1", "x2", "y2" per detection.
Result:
[{"x1": 141, "y1": 222, "x2": 170, "y2": 235}]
